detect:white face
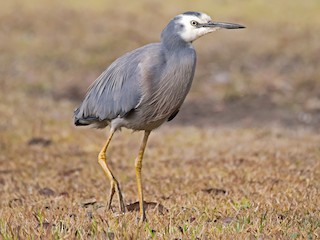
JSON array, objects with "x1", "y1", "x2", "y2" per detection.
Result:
[{"x1": 177, "y1": 13, "x2": 217, "y2": 42}]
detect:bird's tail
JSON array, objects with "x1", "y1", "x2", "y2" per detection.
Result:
[
  {"x1": 74, "y1": 107, "x2": 91, "y2": 126},
  {"x1": 74, "y1": 118, "x2": 89, "y2": 126}
]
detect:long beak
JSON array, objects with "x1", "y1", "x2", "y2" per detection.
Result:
[{"x1": 201, "y1": 21, "x2": 245, "y2": 29}]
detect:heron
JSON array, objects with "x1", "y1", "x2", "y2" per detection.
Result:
[{"x1": 74, "y1": 11, "x2": 244, "y2": 223}]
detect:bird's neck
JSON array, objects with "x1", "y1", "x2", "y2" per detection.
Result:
[{"x1": 161, "y1": 34, "x2": 192, "y2": 52}]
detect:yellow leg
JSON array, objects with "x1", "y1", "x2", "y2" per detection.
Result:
[
  {"x1": 98, "y1": 129, "x2": 125, "y2": 213},
  {"x1": 135, "y1": 130, "x2": 151, "y2": 223}
]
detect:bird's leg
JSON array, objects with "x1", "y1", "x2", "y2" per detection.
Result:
[
  {"x1": 135, "y1": 130, "x2": 151, "y2": 224},
  {"x1": 98, "y1": 129, "x2": 126, "y2": 213}
]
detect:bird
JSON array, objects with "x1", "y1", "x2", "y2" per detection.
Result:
[{"x1": 74, "y1": 11, "x2": 245, "y2": 223}]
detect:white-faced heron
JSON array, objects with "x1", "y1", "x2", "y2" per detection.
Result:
[{"x1": 74, "y1": 11, "x2": 245, "y2": 223}]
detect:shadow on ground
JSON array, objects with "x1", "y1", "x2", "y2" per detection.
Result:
[
  {"x1": 173, "y1": 96, "x2": 320, "y2": 130},
  {"x1": 65, "y1": 87, "x2": 319, "y2": 130}
]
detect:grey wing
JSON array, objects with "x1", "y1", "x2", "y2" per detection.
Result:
[
  {"x1": 167, "y1": 109, "x2": 179, "y2": 122},
  {"x1": 74, "y1": 51, "x2": 143, "y2": 125}
]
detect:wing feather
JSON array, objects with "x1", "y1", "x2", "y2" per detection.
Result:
[{"x1": 74, "y1": 44, "x2": 162, "y2": 126}]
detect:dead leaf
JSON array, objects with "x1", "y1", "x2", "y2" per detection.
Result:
[
  {"x1": 59, "y1": 192, "x2": 69, "y2": 197},
  {"x1": 59, "y1": 168, "x2": 82, "y2": 177},
  {"x1": 39, "y1": 187, "x2": 55, "y2": 196},
  {"x1": 201, "y1": 188, "x2": 227, "y2": 195},
  {"x1": 27, "y1": 137, "x2": 52, "y2": 147},
  {"x1": 126, "y1": 201, "x2": 168, "y2": 214},
  {"x1": 189, "y1": 216, "x2": 196, "y2": 223},
  {"x1": 81, "y1": 197, "x2": 97, "y2": 207}
]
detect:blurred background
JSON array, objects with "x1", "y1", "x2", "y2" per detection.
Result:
[
  {"x1": 1, "y1": 0, "x2": 319, "y2": 133},
  {"x1": 1, "y1": 1, "x2": 320, "y2": 237}
]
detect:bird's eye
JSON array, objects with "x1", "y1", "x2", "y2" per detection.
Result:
[{"x1": 190, "y1": 20, "x2": 198, "y2": 26}]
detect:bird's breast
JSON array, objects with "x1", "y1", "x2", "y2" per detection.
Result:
[{"x1": 139, "y1": 50, "x2": 196, "y2": 122}]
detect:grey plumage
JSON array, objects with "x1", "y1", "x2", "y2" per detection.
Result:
[
  {"x1": 75, "y1": 42, "x2": 195, "y2": 129},
  {"x1": 75, "y1": 16, "x2": 196, "y2": 130},
  {"x1": 74, "y1": 12, "x2": 244, "y2": 131},
  {"x1": 183, "y1": 11, "x2": 203, "y2": 17},
  {"x1": 73, "y1": 11, "x2": 244, "y2": 223}
]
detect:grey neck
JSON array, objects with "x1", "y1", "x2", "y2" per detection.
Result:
[{"x1": 160, "y1": 20, "x2": 191, "y2": 52}]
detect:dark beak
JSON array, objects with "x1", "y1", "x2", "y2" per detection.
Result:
[{"x1": 201, "y1": 21, "x2": 245, "y2": 29}]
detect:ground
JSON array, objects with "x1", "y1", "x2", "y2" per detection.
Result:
[{"x1": 0, "y1": 0, "x2": 319, "y2": 239}]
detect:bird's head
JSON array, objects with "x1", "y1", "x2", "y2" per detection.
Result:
[{"x1": 164, "y1": 11, "x2": 245, "y2": 43}]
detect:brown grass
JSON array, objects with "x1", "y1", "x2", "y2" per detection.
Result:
[{"x1": 1, "y1": 0, "x2": 319, "y2": 239}]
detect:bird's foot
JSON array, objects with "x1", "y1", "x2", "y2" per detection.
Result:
[{"x1": 107, "y1": 180, "x2": 126, "y2": 213}]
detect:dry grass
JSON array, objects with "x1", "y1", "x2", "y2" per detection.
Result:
[
  {"x1": 1, "y1": 0, "x2": 320, "y2": 239},
  {"x1": 1, "y1": 126, "x2": 319, "y2": 239}
]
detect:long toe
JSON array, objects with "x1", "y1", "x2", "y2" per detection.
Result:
[
  {"x1": 115, "y1": 183, "x2": 126, "y2": 213},
  {"x1": 107, "y1": 181, "x2": 116, "y2": 210}
]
